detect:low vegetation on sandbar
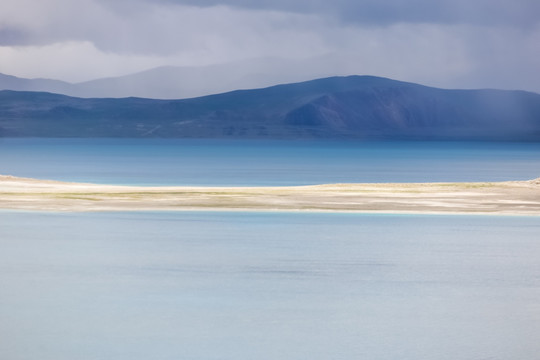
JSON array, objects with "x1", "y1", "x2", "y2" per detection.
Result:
[{"x1": 1, "y1": 175, "x2": 539, "y2": 215}]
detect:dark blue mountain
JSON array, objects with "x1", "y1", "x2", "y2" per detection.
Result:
[{"x1": 1, "y1": 76, "x2": 539, "y2": 140}]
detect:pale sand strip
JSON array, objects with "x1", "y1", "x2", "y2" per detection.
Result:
[{"x1": 1, "y1": 175, "x2": 540, "y2": 215}]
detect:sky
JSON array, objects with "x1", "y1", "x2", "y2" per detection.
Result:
[{"x1": 0, "y1": 0, "x2": 539, "y2": 92}]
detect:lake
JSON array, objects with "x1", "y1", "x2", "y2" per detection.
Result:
[
  {"x1": 1, "y1": 139, "x2": 540, "y2": 359},
  {"x1": 1, "y1": 138, "x2": 540, "y2": 185},
  {"x1": 1, "y1": 211, "x2": 540, "y2": 360}
]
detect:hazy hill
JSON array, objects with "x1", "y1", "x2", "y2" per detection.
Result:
[
  {"x1": 0, "y1": 58, "x2": 336, "y2": 99},
  {"x1": 1, "y1": 76, "x2": 540, "y2": 140},
  {"x1": 0, "y1": 73, "x2": 76, "y2": 95}
]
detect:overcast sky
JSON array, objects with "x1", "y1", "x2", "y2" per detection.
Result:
[{"x1": 1, "y1": 0, "x2": 539, "y2": 92}]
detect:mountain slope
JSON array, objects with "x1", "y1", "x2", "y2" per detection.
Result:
[{"x1": 1, "y1": 76, "x2": 540, "y2": 140}]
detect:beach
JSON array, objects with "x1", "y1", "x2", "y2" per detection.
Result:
[{"x1": 1, "y1": 175, "x2": 539, "y2": 215}]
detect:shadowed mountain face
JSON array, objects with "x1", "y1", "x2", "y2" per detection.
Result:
[{"x1": 1, "y1": 76, "x2": 539, "y2": 140}]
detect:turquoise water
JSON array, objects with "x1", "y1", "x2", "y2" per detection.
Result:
[
  {"x1": 1, "y1": 211, "x2": 540, "y2": 360},
  {"x1": 1, "y1": 138, "x2": 539, "y2": 185}
]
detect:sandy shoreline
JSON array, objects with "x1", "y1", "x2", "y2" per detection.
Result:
[{"x1": 1, "y1": 175, "x2": 540, "y2": 215}]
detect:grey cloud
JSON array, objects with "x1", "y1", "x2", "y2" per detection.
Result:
[
  {"x1": 0, "y1": 27, "x2": 31, "y2": 46},
  {"x1": 1, "y1": 0, "x2": 539, "y2": 94},
  {"x1": 136, "y1": 0, "x2": 540, "y2": 27},
  {"x1": 4, "y1": 0, "x2": 539, "y2": 53},
  {"x1": 0, "y1": 2, "x2": 329, "y2": 56},
  {"x1": 0, "y1": 26, "x2": 84, "y2": 48}
]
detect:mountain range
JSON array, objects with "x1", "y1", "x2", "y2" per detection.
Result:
[
  {"x1": 0, "y1": 58, "x2": 341, "y2": 99},
  {"x1": 1, "y1": 75, "x2": 540, "y2": 140}
]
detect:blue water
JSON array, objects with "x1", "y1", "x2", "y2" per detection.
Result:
[
  {"x1": 1, "y1": 211, "x2": 540, "y2": 360},
  {"x1": 1, "y1": 138, "x2": 539, "y2": 185},
  {"x1": 2, "y1": 139, "x2": 540, "y2": 359}
]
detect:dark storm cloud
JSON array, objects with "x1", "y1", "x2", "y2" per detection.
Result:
[{"x1": 143, "y1": 0, "x2": 540, "y2": 27}]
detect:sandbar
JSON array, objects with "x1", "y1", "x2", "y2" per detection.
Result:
[{"x1": 1, "y1": 175, "x2": 540, "y2": 215}]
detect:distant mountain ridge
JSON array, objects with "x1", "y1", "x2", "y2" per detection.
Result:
[
  {"x1": 0, "y1": 73, "x2": 76, "y2": 95},
  {"x1": 1, "y1": 76, "x2": 540, "y2": 140},
  {"x1": 0, "y1": 58, "x2": 339, "y2": 99}
]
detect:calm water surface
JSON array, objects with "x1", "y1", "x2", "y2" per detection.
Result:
[
  {"x1": 1, "y1": 211, "x2": 540, "y2": 360},
  {"x1": 2, "y1": 139, "x2": 540, "y2": 359},
  {"x1": 1, "y1": 138, "x2": 539, "y2": 185}
]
